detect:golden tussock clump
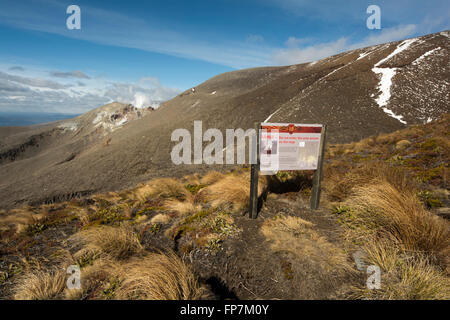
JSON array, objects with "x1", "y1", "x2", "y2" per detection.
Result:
[
  {"x1": 164, "y1": 199, "x2": 201, "y2": 215},
  {"x1": 114, "y1": 252, "x2": 204, "y2": 300},
  {"x1": 0, "y1": 207, "x2": 45, "y2": 234},
  {"x1": 64, "y1": 257, "x2": 117, "y2": 300},
  {"x1": 354, "y1": 241, "x2": 450, "y2": 300},
  {"x1": 14, "y1": 250, "x2": 203, "y2": 300},
  {"x1": 200, "y1": 171, "x2": 226, "y2": 185},
  {"x1": 14, "y1": 268, "x2": 67, "y2": 300},
  {"x1": 71, "y1": 224, "x2": 143, "y2": 260},
  {"x1": 345, "y1": 180, "x2": 449, "y2": 257},
  {"x1": 132, "y1": 178, "x2": 190, "y2": 202},
  {"x1": 338, "y1": 174, "x2": 450, "y2": 299},
  {"x1": 92, "y1": 192, "x2": 123, "y2": 205},
  {"x1": 198, "y1": 172, "x2": 267, "y2": 213},
  {"x1": 324, "y1": 163, "x2": 413, "y2": 203},
  {"x1": 150, "y1": 213, "x2": 172, "y2": 224},
  {"x1": 182, "y1": 173, "x2": 202, "y2": 186},
  {"x1": 64, "y1": 252, "x2": 203, "y2": 300}
]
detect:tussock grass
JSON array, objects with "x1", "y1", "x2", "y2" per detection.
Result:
[
  {"x1": 324, "y1": 163, "x2": 413, "y2": 202},
  {"x1": 262, "y1": 215, "x2": 353, "y2": 274},
  {"x1": 114, "y1": 252, "x2": 203, "y2": 300},
  {"x1": 14, "y1": 268, "x2": 66, "y2": 300},
  {"x1": 198, "y1": 173, "x2": 267, "y2": 213},
  {"x1": 164, "y1": 208, "x2": 240, "y2": 250},
  {"x1": 16, "y1": 250, "x2": 204, "y2": 300},
  {"x1": 92, "y1": 192, "x2": 123, "y2": 206},
  {"x1": 64, "y1": 257, "x2": 116, "y2": 300},
  {"x1": 133, "y1": 178, "x2": 190, "y2": 202},
  {"x1": 337, "y1": 172, "x2": 450, "y2": 299},
  {"x1": 150, "y1": 214, "x2": 172, "y2": 224},
  {"x1": 198, "y1": 175, "x2": 248, "y2": 212},
  {"x1": 200, "y1": 171, "x2": 226, "y2": 185},
  {"x1": 182, "y1": 173, "x2": 202, "y2": 186},
  {"x1": 0, "y1": 204, "x2": 78, "y2": 236},
  {"x1": 345, "y1": 180, "x2": 449, "y2": 258},
  {"x1": 164, "y1": 199, "x2": 200, "y2": 215},
  {"x1": 353, "y1": 242, "x2": 450, "y2": 300},
  {"x1": 0, "y1": 207, "x2": 43, "y2": 233},
  {"x1": 72, "y1": 224, "x2": 143, "y2": 260},
  {"x1": 63, "y1": 251, "x2": 203, "y2": 300},
  {"x1": 134, "y1": 214, "x2": 148, "y2": 224},
  {"x1": 362, "y1": 241, "x2": 402, "y2": 274},
  {"x1": 325, "y1": 135, "x2": 450, "y2": 299}
]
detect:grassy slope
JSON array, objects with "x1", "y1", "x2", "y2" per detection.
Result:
[
  {"x1": 0, "y1": 115, "x2": 448, "y2": 300},
  {"x1": 323, "y1": 114, "x2": 449, "y2": 299}
]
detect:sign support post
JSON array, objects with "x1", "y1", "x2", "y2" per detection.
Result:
[
  {"x1": 310, "y1": 125, "x2": 327, "y2": 210},
  {"x1": 249, "y1": 122, "x2": 260, "y2": 219}
]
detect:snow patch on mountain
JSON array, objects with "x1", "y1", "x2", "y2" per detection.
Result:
[
  {"x1": 412, "y1": 47, "x2": 441, "y2": 65},
  {"x1": 371, "y1": 38, "x2": 418, "y2": 124},
  {"x1": 264, "y1": 107, "x2": 282, "y2": 123},
  {"x1": 357, "y1": 51, "x2": 371, "y2": 60},
  {"x1": 376, "y1": 38, "x2": 418, "y2": 67},
  {"x1": 373, "y1": 67, "x2": 397, "y2": 109}
]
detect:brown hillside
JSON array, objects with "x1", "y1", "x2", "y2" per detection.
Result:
[{"x1": 0, "y1": 31, "x2": 448, "y2": 209}]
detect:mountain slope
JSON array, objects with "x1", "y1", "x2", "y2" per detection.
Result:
[
  {"x1": 1, "y1": 115, "x2": 448, "y2": 300},
  {"x1": 0, "y1": 31, "x2": 449, "y2": 209}
]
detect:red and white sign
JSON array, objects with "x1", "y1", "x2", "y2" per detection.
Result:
[{"x1": 260, "y1": 123, "x2": 323, "y2": 172}]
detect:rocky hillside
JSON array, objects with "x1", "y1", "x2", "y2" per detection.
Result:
[{"x1": 0, "y1": 31, "x2": 448, "y2": 209}]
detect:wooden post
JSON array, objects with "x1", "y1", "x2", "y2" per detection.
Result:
[
  {"x1": 249, "y1": 122, "x2": 260, "y2": 219},
  {"x1": 310, "y1": 125, "x2": 327, "y2": 210}
]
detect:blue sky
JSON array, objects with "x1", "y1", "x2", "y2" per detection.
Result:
[{"x1": 0, "y1": 0, "x2": 448, "y2": 114}]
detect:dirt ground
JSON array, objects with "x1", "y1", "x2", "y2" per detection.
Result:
[{"x1": 176, "y1": 192, "x2": 364, "y2": 300}]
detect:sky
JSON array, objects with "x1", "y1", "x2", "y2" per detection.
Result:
[{"x1": 0, "y1": 0, "x2": 448, "y2": 114}]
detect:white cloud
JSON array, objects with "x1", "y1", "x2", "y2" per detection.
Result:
[
  {"x1": 355, "y1": 25, "x2": 417, "y2": 48},
  {"x1": 272, "y1": 37, "x2": 349, "y2": 65},
  {"x1": 1, "y1": 1, "x2": 446, "y2": 70},
  {"x1": 0, "y1": 67, "x2": 180, "y2": 114},
  {"x1": 0, "y1": 1, "x2": 271, "y2": 69},
  {"x1": 272, "y1": 25, "x2": 418, "y2": 65},
  {"x1": 0, "y1": 71, "x2": 69, "y2": 89}
]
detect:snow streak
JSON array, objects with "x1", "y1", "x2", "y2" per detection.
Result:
[{"x1": 372, "y1": 39, "x2": 417, "y2": 124}]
